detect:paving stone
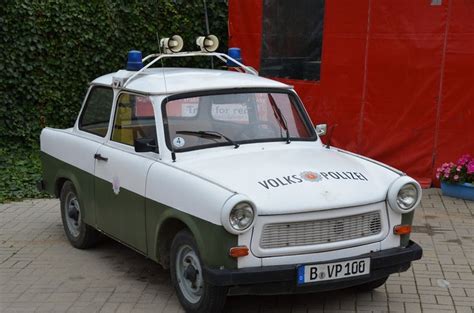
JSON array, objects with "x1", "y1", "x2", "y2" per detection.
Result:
[{"x1": 0, "y1": 189, "x2": 472, "y2": 312}]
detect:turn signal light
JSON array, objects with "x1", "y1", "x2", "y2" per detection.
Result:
[
  {"x1": 393, "y1": 224, "x2": 412, "y2": 235},
  {"x1": 229, "y1": 246, "x2": 249, "y2": 258}
]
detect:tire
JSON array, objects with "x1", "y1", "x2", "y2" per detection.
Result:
[
  {"x1": 356, "y1": 276, "x2": 389, "y2": 292},
  {"x1": 170, "y1": 230, "x2": 228, "y2": 313},
  {"x1": 60, "y1": 181, "x2": 99, "y2": 249}
]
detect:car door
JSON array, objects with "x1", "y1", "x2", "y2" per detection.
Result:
[
  {"x1": 74, "y1": 85, "x2": 115, "y2": 226},
  {"x1": 94, "y1": 92, "x2": 157, "y2": 253}
]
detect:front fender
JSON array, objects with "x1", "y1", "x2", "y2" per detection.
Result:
[{"x1": 146, "y1": 198, "x2": 238, "y2": 270}]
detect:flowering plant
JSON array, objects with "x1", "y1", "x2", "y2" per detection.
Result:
[{"x1": 436, "y1": 154, "x2": 474, "y2": 184}]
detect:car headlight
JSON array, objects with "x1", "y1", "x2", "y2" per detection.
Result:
[
  {"x1": 221, "y1": 195, "x2": 257, "y2": 234},
  {"x1": 388, "y1": 177, "x2": 421, "y2": 213},
  {"x1": 397, "y1": 183, "x2": 417, "y2": 210},
  {"x1": 229, "y1": 202, "x2": 254, "y2": 231}
]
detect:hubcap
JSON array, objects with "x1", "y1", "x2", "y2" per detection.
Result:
[
  {"x1": 64, "y1": 192, "x2": 81, "y2": 238},
  {"x1": 176, "y1": 245, "x2": 203, "y2": 304}
]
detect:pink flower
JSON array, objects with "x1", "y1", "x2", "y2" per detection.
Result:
[
  {"x1": 457, "y1": 154, "x2": 472, "y2": 166},
  {"x1": 438, "y1": 155, "x2": 474, "y2": 182},
  {"x1": 468, "y1": 161, "x2": 474, "y2": 174}
]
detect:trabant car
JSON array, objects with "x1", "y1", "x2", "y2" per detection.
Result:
[{"x1": 39, "y1": 38, "x2": 422, "y2": 313}]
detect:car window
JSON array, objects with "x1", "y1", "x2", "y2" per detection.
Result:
[
  {"x1": 164, "y1": 91, "x2": 315, "y2": 151},
  {"x1": 111, "y1": 93, "x2": 157, "y2": 147},
  {"x1": 78, "y1": 86, "x2": 114, "y2": 137}
]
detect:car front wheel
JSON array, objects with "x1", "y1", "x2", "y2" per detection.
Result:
[{"x1": 170, "y1": 230, "x2": 228, "y2": 313}]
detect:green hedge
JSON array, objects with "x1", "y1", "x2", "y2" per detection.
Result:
[{"x1": 0, "y1": 1, "x2": 228, "y2": 203}]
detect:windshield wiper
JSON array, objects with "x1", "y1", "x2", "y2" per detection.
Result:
[
  {"x1": 176, "y1": 130, "x2": 240, "y2": 149},
  {"x1": 268, "y1": 94, "x2": 290, "y2": 144}
]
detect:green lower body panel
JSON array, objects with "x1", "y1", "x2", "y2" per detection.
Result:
[
  {"x1": 40, "y1": 152, "x2": 96, "y2": 225},
  {"x1": 94, "y1": 177, "x2": 147, "y2": 253},
  {"x1": 40, "y1": 151, "x2": 237, "y2": 269},
  {"x1": 146, "y1": 199, "x2": 238, "y2": 270}
]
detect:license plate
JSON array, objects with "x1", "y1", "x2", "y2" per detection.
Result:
[{"x1": 297, "y1": 258, "x2": 370, "y2": 285}]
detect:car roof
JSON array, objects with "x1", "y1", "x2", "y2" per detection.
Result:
[{"x1": 91, "y1": 67, "x2": 291, "y2": 95}]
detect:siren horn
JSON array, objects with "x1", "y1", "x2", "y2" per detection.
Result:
[
  {"x1": 160, "y1": 35, "x2": 184, "y2": 54},
  {"x1": 196, "y1": 34, "x2": 219, "y2": 52}
]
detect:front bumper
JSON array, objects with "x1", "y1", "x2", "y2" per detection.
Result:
[{"x1": 204, "y1": 240, "x2": 422, "y2": 295}]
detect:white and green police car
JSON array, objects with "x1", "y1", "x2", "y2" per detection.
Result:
[{"x1": 39, "y1": 36, "x2": 422, "y2": 313}]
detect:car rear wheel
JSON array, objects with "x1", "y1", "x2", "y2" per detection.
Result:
[
  {"x1": 60, "y1": 181, "x2": 99, "y2": 249},
  {"x1": 170, "y1": 230, "x2": 228, "y2": 313}
]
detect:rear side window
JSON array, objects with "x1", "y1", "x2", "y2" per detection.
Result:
[{"x1": 79, "y1": 87, "x2": 114, "y2": 137}]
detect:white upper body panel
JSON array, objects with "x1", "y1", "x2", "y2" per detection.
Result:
[
  {"x1": 42, "y1": 66, "x2": 406, "y2": 221},
  {"x1": 92, "y1": 68, "x2": 290, "y2": 94},
  {"x1": 169, "y1": 142, "x2": 402, "y2": 215},
  {"x1": 40, "y1": 127, "x2": 101, "y2": 175}
]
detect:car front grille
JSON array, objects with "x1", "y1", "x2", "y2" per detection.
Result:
[{"x1": 260, "y1": 211, "x2": 382, "y2": 249}]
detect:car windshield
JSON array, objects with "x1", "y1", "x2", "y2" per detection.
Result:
[{"x1": 163, "y1": 91, "x2": 316, "y2": 151}]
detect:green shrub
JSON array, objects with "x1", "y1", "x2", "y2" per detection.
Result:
[{"x1": 0, "y1": 0, "x2": 228, "y2": 203}]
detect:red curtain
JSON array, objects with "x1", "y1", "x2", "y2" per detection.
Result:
[{"x1": 229, "y1": 0, "x2": 474, "y2": 187}]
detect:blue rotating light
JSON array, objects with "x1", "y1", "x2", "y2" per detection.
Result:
[
  {"x1": 227, "y1": 47, "x2": 243, "y2": 67},
  {"x1": 126, "y1": 50, "x2": 143, "y2": 71}
]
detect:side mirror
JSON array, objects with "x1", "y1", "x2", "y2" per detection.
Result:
[
  {"x1": 134, "y1": 138, "x2": 157, "y2": 153},
  {"x1": 315, "y1": 124, "x2": 327, "y2": 136}
]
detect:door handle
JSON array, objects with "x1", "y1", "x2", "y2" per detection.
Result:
[{"x1": 94, "y1": 153, "x2": 108, "y2": 161}]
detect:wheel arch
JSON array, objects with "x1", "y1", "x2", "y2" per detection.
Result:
[
  {"x1": 55, "y1": 177, "x2": 69, "y2": 197},
  {"x1": 154, "y1": 212, "x2": 206, "y2": 269},
  {"x1": 53, "y1": 170, "x2": 95, "y2": 225},
  {"x1": 54, "y1": 171, "x2": 82, "y2": 199}
]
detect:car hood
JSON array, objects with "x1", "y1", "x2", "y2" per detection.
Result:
[{"x1": 173, "y1": 144, "x2": 402, "y2": 215}]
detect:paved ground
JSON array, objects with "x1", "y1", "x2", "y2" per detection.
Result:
[{"x1": 0, "y1": 189, "x2": 473, "y2": 313}]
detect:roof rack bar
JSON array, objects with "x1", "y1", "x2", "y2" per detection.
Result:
[
  {"x1": 123, "y1": 51, "x2": 257, "y2": 88},
  {"x1": 212, "y1": 54, "x2": 244, "y2": 73},
  {"x1": 142, "y1": 53, "x2": 160, "y2": 62},
  {"x1": 123, "y1": 54, "x2": 167, "y2": 88}
]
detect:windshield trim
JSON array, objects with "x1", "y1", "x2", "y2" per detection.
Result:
[{"x1": 161, "y1": 87, "x2": 317, "y2": 153}]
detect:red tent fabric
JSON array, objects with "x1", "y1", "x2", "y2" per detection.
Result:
[{"x1": 229, "y1": 0, "x2": 474, "y2": 187}]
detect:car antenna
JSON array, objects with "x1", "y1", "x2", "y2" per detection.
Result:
[
  {"x1": 203, "y1": 0, "x2": 214, "y2": 69},
  {"x1": 325, "y1": 124, "x2": 338, "y2": 149},
  {"x1": 156, "y1": 32, "x2": 169, "y2": 92},
  {"x1": 155, "y1": 31, "x2": 175, "y2": 162}
]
